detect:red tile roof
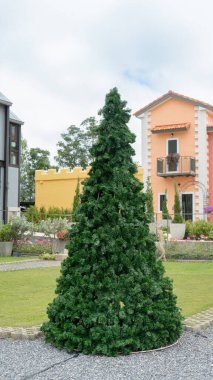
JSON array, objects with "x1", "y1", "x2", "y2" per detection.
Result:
[
  {"x1": 134, "y1": 90, "x2": 213, "y2": 117},
  {"x1": 151, "y1": 122, "x2": 190, "y2": 133}
]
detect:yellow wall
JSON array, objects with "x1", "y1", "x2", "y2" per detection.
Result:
[{"x1": 35, "y1": 166, "x2": 144, "y2": 210}]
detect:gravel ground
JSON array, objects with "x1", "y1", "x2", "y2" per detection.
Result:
[
  {"x1": 0, "y1": 328, "x2": 212, "y2": 380},
  {"x1": 0, "y1": 260, "x2": 60, "y2": 271}
]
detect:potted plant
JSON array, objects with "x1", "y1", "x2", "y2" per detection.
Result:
[
  {"x1": 166, "y1": 153, "x2": 180, "y2": 172},
  {"x1": 9, "y1": 216, "x2": 33, "y2": 256},
  {"x1": 162, "y1": 189, "x2": 171, "y2": 228},
  {"x1": 0, "y1": 224, "x2": 14, "y2": 256},
  {"x1": 38, "y1": 218, "x2": 70, "y2": 258},
  {"x1": 53, "y1": 229, "x2": 69, "y2": 261},
  {"x1": 170, "y1": 184, "x2": 185, "y2": 240}
]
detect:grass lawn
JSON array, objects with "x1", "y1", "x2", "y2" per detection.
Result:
[
  {"x1": 0, "y1": 262, "x2": 212, "y2": 327},
  {"x1": 0, "y1": 256, "x2": 38, "y2": 263}
]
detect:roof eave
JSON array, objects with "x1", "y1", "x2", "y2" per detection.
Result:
[
  {"x1": 134, "y1": 91, "x2": 213, "y2": 118},
  {"x1": 9, "y1": 118, "x2": 24, "y2": 125}
]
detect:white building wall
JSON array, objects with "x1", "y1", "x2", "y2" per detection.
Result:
[{"x1": 195, "y1": 106, "x2": 208, "y2": 216}]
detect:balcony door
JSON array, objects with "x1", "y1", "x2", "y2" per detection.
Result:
[
  {"x1": 182, "y1": 193, "x2": 193, "y2": 221},
  {"x1": 167, "y1": 138, "x2": 179, "y2": 173}
]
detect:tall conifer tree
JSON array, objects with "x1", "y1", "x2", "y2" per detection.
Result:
[{"x1": 41, "y1": 88, "x2": 183, "y2": 356}]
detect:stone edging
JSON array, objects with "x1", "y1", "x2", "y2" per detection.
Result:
[
  {"x1": 1, "y1": 307, "x2": 213, "y2": 341},
  {"x1": 0, "y1": 325, "x2": 42, "y2": 340},
  {"x1": 0, "y1": 259, "x2": 40, "y2": 266},
  {"x1": 184, "y1": 307, "x2": 213, "y2": 331}
]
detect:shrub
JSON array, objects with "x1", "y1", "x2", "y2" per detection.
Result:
[
  {"x1": 38, "y1": 218, "x2": 70, "y2": 237},
  {"x1": 162, "y1": 189, "x2": 169, "y2": 220},
  {"x1": 173, "y1": 184, "x2": 183, "y2": 223},
  {"x1": 14, "y1": 239, "x2": 52, "y2": 254},
  {"x1": 0, "y1": 224, "x2": 14, "y2": 241},
  {"x1": 25, "y1": 206, "x2": 73, "y2": 223},
  {"x1": 40, "y1": 253, "x2": 55, "y2": 260},
  {"x1": 9, "y1": 216, "x2": 33, "y2": 243},
  {"x1": 185, "y1": 220, "x2": 213, "y2": 240}
]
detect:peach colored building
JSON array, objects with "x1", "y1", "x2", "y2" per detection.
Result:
[{"x1": 134, "y1": 91, "x2": 213, "y2": 220}]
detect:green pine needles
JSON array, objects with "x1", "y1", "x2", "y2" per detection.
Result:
[{"x1": 41, "y1": 88, "x2": 183, "y2": 356}]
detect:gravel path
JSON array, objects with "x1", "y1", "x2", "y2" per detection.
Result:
[
  {"x1": 0, "y1": 260, "x2": 60, "y2": 271},
  {"x1": 0, "y1": 328, "x2": 212, "y2": 380}
]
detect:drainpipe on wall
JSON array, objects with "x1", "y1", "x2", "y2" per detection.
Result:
[{"x1": 3, "y1": 106, "x2": 9, "y2": 224}]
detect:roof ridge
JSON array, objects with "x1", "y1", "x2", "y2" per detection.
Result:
[{"x1": 134, "y1": 91, "x2": 213, "y2": 117}]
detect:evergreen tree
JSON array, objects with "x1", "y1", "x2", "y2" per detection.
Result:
[
  {"x1": 146, "y1": 176, "x2": 154, "y2": 222},
  {"x1": 72, "y1": 178, "x2": 81, "y2": 222},
  {"x1": 162, "y1": 189, "x2": 169, "y2": 220},
  {"x1": 41, "y1": 88, "x2": 183, "y2": 356},
  {"x1": 173, "y1": 184, "x2": 184, "y2": 223}
]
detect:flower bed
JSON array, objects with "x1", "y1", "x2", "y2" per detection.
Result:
[
  {"x1": 165, "y1": 240, "x2": 213, "y2": 260},
  {"x1": 13, "y1": 239, "x2": 52, "y2": 256}
]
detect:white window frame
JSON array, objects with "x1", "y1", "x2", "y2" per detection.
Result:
[
  {"x1": 158, "y1": 192, "x2": 167, "y2": 213},
  {"x1": 166, "y1": 138, "x2": 179, "y2": 173}
]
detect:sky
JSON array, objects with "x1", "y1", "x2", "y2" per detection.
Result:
[{"x1": 1, "y1": 0, "x2": 213, "y2": 165}]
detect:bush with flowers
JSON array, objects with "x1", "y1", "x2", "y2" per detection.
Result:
[
  {"x1": 56, "y1": 229, "x2": 69, "y2": 241},
  {"x1": 185, "y1": 220, "x2": 213, "y2": 240}
]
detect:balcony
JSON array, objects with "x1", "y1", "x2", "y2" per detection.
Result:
[{"x1": 157, "y1": 155, "x2": 196, "y2": 177}]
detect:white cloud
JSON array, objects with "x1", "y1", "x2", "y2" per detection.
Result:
[{"x1": 1, "y1": 0, "x2": 213, "y2": 164}]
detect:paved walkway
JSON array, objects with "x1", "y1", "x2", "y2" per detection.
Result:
[
  {"x1": 0, "y1": 260, "x2": 61, "y2": 271},
  {"x1": 0, "y1": 328, "x2": 213, "y2": 380}
]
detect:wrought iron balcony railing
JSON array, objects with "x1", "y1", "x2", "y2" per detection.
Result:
[{"x1": 157, "y1": 155, "x2": 196, "y2": 177}]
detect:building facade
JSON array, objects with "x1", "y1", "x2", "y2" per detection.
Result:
[
  {"x1": 0, "y1": 91, "x2": 23, "y2": 223},
  {"x1": 35, "y1": 166, "x2": 144, "y2": 211},
  {"x1": 134, "y1": 91, "x2": 213, "y2": 221}
]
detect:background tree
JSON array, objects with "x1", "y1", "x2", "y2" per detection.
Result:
[
  {"x1": 54, "y1": 117, "x2": 98, "y2": 169},
  {"x1": 173, "y1": 183, "x2": 184, "y2": 223},
  {"x1": 41, "y1": 88, "x2": 182, "y2": 356},
  {"x1": 20, "y1": 139, "x2": 52, "y2": 202},
  {"x1": 145, "y1": 176, "x2": 154, "y2": 222},
  {"x1": 20, "y1": 138, "x2": 31, "y2": 202}
]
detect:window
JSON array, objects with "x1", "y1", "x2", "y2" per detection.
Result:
[
  {"x1": 158, "y1": 193, "x2": 166, "y2": 213},
  {"x1": 166, "y1": 138, "x2": 179, "y2": 172},
  {"x1": 9, "y1": 124, "x2": 19, "y2": 166}
]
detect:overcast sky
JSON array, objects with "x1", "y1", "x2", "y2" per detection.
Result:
[{"x1": 1, "y1": 0, "x2": 213, "y2": 165}]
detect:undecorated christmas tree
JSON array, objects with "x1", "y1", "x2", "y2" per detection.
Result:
[{"x1": 41, "y1": 88, "x2": 183, "y2": 356}]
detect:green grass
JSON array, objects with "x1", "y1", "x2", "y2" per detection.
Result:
[
  {"x1": 0, "y1": 263, "x2": 212, "y2": 327},
  {"x1": 0, "y1": 256, "x2": 38, "y2": 263}
]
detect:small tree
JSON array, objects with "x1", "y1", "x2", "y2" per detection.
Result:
[
  {"x1": 173, "y1": 184, "x2": 183, "y2": 223},
  {"x1": 41, "y1": 88, "x2": 183, "y2": 356},
  {"x1": 162, "y1": 190, "x2": 169, "y2": 220},
  {"x1": 146, "y1": 177, "x2": 154, "y2": 222},
  {"x1": 72, "y1": 178, "x2": 81, "y2": 222}
]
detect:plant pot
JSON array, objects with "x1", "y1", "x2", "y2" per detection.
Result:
[
  {"x1": 0, "y1": 242, "x2": 13, "y2": 256},
  {"x1": 148, "y1": 223, "x2": 157, "y2": 235},
  {"x1": 162, "y1": 219, "x2": 171, "y2": 229},
  {"x1": 52, "y1": 239, "x2": 67, "y2": 254},
  {"x1": 54, "y1": 253, "x2": 68, "y2": 261},
  {"x1": 170, "y1": 224, "x2": 186, "y2": 240},
  {"x1": 12, "y1": 251, "x2": 22, "y2": 257}
]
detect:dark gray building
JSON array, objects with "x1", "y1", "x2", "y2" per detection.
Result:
[{"x1": 0, "y1": 91, "x2": 23, "y2": 223}]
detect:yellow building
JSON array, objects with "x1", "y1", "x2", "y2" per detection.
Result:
[{"x1": 35, "y1": 166, "x2": 144, "y2": 210}]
